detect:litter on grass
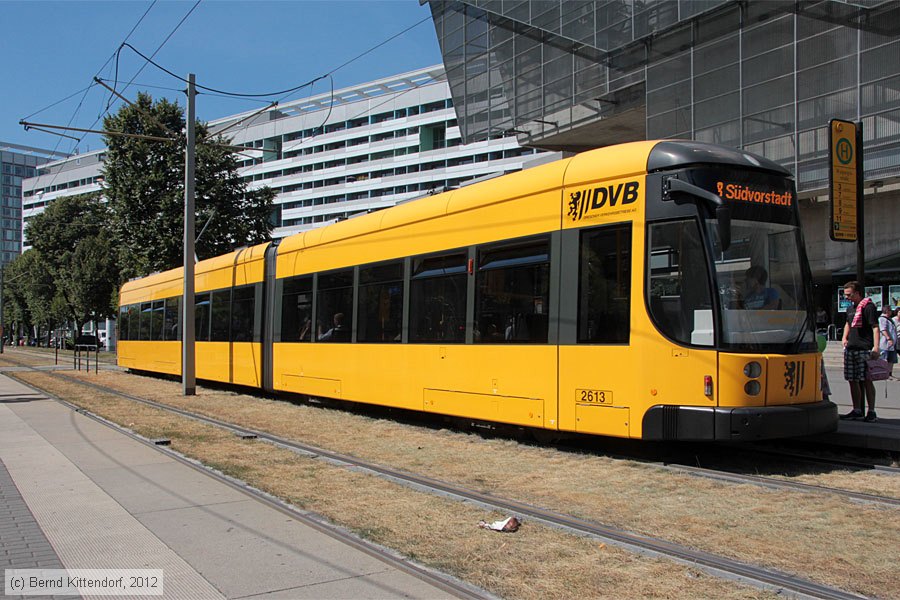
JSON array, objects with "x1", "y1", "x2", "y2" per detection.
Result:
[{"x1": 478, "y1": 516, "x2": 521, "y2": 532}]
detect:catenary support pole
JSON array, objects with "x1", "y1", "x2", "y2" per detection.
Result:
[
  {"x1": 856, "y1": 121, "x2": 865, "y2": 286},
  {"x1": 182, "y1": 74, "x2": 196, "y2": 396}
]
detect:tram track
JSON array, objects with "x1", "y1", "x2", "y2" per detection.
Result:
[{"x1": 2, "y1": 361, "x2": 877, "y2": 600}]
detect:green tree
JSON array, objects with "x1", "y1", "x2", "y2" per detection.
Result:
[
  {"x1": 102, "y1": 92, "x2": 275, "y2": 278},
  {"x1": 2, "y1": 249, "x2": 63, "y2": 345},
  {"x1": 24, "y1": 192, "x2": 117, "y2": 336}
]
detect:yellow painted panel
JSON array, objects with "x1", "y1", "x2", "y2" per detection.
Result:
[
  {"x1": 562, "y1": 175, "x2": 645, "y2": 229},
  {"x1": 278, "y1": 191, "x2": 561, "y2": 277},
  {"x1": 273, "y1": 344, "x2": 558, "y2": 426},
  {"x1": 281, "y1": 374, "x2": 342, "y2": 397},
  {"x1": 196, "y1": 342, "x2": 231, "y2": 383},
  {"x1": 764, "y1": 353, "x2": 821, "y2": 405},
  {"x1": 423, "y1": 389, "x2": 543, "y2": 427},
  {"x1": 718, "y1": 353, "x2": 821, "y2": 407},
  {"x1": 445, "y1": 159, "x2": 568, "y2": 214},
  {"x1": 575, "y1": 405, "x2": 630, "y2": 437},
  {"x1": 563, "y1": 141, "x2": 657, "y2": 188},
  {"x1": 232, "y1": 342, "x2": 262, "y2": 387},
  {"x1": 120, "y1": 269, "x2": 183, "y2": 305},
  {"x1": 718, "y1": 353, "x2": 766, "y2": 407},
  {"x1": 116, "y1": 341, "x2": 180, "y2": 375}
]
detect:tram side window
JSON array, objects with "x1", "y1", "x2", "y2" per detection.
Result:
[
  {"x1": 163, "y1": 297, "x2": 180, "y2": 341},
  {"x1": 195, "y1": 292, "x2": 211, "y2": 342},
  {"x1": 127, "y1": 305, "x2": 139, "y2": 340},
  {"x1": 647, "y1": 220, "x2": 714, "y2": 346},
  {"x1": 231, "y1": 285, "x2": 255, "y2": 342},
  {"x1": 118, "y1": 306, "x2": 129, "y2": 341},
  {"x1": 410, "y1": 251, "x2": 467, "y2": 343},
  {"x1": 210, "y1": 290, "x2": 231, "y2": 342},
  {"x1": 317, "y1": 270, "x2": 353, "y2": 342},
  {"x1": 475, "y1": 237, "x2": 550, "y2": 343},
  {"x1": 151, "y1": 300, "x2": 165, "y2": 341},
  {"x1": 358, "y1": 262, "x2": 403, "y2": 343},
  {"x1": 281, "y1": 276, "x2": 313, "y2": 342},
  {"x1": 578, "y1": 224, "x2": 632, "y2": 343},
  {"x1": 139, "y1": 302, "x2": 152, "y2": 341}
]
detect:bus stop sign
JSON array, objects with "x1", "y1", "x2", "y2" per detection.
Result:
[{"x1": 829, "y1": 119, "x2": 859, "y2": 242}]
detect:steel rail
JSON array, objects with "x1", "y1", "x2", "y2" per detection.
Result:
[
  {"x1": 14, "y1": 366, "x2": 870, "y2": 600},
  {"x1": 8, "y1": 374, "x2": 491, "y2": 600}
]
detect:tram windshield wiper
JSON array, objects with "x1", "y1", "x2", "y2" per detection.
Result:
[{"x1": 665, "y1": 177, "x2": 731, "y2": 251}]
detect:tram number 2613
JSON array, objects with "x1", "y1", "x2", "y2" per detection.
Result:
[{"x1": 577, "y1": 389, "x2": 613, "y2": 405}]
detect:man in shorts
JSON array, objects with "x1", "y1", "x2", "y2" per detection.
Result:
[{"x1": 840, "y1": 281, "x2": 880, "y2": 421}]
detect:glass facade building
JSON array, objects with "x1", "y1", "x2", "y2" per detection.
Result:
[
  {"x1": 0, "y1": 142, "x2": 67, "y2": 265},
  {"x1": 426, "y1": 0, "x2": 900, "y2": 195}
]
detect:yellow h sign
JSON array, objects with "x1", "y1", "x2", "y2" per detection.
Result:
[{"x1": 829, "y1": 119, "x2": 859, "y2": 242}]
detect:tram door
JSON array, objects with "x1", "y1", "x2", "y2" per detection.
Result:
[{"x1": 558, "y1": 223, "x2": 639, "y2": 437}]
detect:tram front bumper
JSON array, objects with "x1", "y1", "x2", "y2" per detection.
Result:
[{"x1": 642, "y1": 400, "x2": 838, "y2": 441}]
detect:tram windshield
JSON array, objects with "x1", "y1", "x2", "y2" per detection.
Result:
[
  {"x1": 647, "y1": 166, "x2": 815, "y2": 353},
  {"x1": 707, "y1": 218, "x2": 814, "y2": 352}
]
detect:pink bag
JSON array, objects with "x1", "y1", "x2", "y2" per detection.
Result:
[{"x1": 866, "y1": 358, "x2": 893, "y2": 381}]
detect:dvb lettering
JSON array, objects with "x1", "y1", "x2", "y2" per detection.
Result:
[
  {"x1": 591, "y1": 181, "x2": 639, "y2": 209},
  {"x1": 569, "y1": 181, "x2": 640, "y2": 221}
]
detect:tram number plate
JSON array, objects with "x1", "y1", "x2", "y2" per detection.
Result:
[{"x1": 577, "y1": 389, "x2": 613, "y2": 405}]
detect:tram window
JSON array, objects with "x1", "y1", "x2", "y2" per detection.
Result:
[
  {"x1": 231, "y1": 285, "x2": 255, "y2": 342},
  {"x1": 578, "y1": 224, "x2": 632, "y2": 344},
  {"x1": 195, "y1": 292, "x2": 211, "y2": 342},
  {"x1": 127, "y1": 305, "x2": 139, "y2": 341},
  {"x1": 118, "y1": 306, "x2": 129, "y2": 341},
  {"x1": 281, "y1": 276, "x2": 313, "y2": 342},
  {"x1": 317, "y1": 270, "x2": 353, "y2": 342},
  {"x1": 139, "y1": 302, "x2": 152, "y2": 341},
  {"x1": 150, "y1": 300, "x2": 165, "y2": 341},
  {"x1": 358, "y1": 261, "x2": 403, "y2": 343},
  {"x1": 163, "y1": 297, "x2": 180, "y2": 341},
  {"x1": 647, "y1": 220, "x2": 714, "y2": 346},
  {"x1": 210, "y1": 290, "x2": 231, "y2": 342},
  {"x1": 475, "y1": 237, "x2": 550, "y2": 344},
  {"x1": 410, "y1": 252, "x2": 467, "y2": 343}
]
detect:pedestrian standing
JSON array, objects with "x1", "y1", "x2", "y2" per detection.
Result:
[
  {"x1": 878, "y1": 305, "x2": 898, "y2": 365},
  {"x1": 840, "y1": 281, "x2": 880, "y2": 421}
]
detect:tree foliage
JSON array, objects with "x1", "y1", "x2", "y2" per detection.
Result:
[
  {"x1": 102, "y1": 92, "x2": 274, "y2": 278},
  {"x1": 22, "y1": 192, "x2": 117, "y2": 331}
]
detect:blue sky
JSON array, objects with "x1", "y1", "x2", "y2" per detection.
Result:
[{"x1": 1, "y1": 0, "x2": 443, "y2": 154}]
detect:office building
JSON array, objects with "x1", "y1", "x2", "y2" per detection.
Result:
[
  {"x1": 425, "y1": 0, "x2": 900, "y2": 310},
  {"x1": 1, "y1": 142, "x2": 68, "y2": 265},
  {"x1": 23, "y1": 66, "x2": 546, "y2": 243}
]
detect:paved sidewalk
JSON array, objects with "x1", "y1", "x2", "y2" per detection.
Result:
[{"x1": 0, "y1": 375, "x2": 463, "y2": 600}]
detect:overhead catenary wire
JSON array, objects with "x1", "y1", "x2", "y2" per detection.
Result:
[
  {"x1": 104, "y1": 0, "x2": 159, "y2": 111},
  {"x1": 116, "y1": 14, "x2": 432, "y2": 100},
  {"x1": 98, "y1": 79, "x2": 276, "y2": 102},
  {"x1": 64, "y1": 0, "x2": 201, "y2": 154},
  {"x1": 110, "y1": 1, "x2": 201, "y2": 106}
]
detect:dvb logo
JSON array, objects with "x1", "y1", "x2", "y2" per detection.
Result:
[{"x1": 568, "y1": 181, "x2": 639, "y2": 221}]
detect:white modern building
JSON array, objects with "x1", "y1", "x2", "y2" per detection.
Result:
[
  {"x1": 23, "y1": 65, "x2": 548, "y2": 241},
  {"x1": 22, "y1": 150, "x2": 105, "y2": 232}
]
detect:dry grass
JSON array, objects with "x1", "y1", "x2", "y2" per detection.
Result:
[
  {"x1": 8, "y1": 359, "x2": 900, "y2": 598},
  {"x1": 59, "y1": 371, "x2": 900, "y2": 598},
  {"x1": 8, "y1": 370, "x2": 778, "y2": 600}
]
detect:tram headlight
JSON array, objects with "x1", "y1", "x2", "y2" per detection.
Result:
[
  {"x1": 743, "y1": 361, "x2": 762, "y2": 378},
  {"x1": 744, "y1": 380, "x2": 762, "y2": 396}
]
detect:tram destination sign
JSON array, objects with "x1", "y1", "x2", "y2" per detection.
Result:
[{"x1": 829, "y1": 119, "x2": 859, "y2": 242}]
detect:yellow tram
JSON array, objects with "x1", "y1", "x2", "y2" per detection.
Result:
[{"x1": 118, "y1": 140, "x2": 837, "y2": 440}]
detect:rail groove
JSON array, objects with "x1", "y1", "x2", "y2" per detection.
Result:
[{"x1": 10, "y1": 365, "x2": 872, "y2": 600}]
